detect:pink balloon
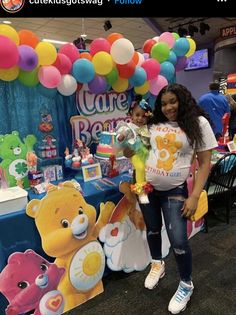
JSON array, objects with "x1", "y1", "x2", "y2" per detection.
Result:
[
  {"x1": 159, "y1": 32, "x2": 175, "y2": 49},
  {"x1": 90, "y1": 38, "x2": 111, "y2": 56},
  {"x1": 53, "y1": 53, "x2": 72, "y2": 74},
  {"x1": 58, "y1": 43, "x2": 80, "y2": 63},
  {"x1": 0, "y1": 35, "x2": 19, "y2": 69},
  {"x1": 38, "y1": 65, "x2": 61, "y2": 88},
  {"x1": 141, "y1": 58, "x2": 160, "y2": 80},
  {"x1": 149, "y1": 75, "x2": 168, "y2": 96}
]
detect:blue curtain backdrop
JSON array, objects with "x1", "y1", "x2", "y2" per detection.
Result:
[{"x1": 0, "y1": 80, "x2": 78, "y2": 157}]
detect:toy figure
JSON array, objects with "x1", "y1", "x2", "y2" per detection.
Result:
[
  {"x1": 0, "y1": 131, "x2": 37, "y2": 188},
  {"x1": 0, "y1": 249, "x2": 65, "y2": 315},
  {"x1": 26, "y1": 182, "x2": 115, "y2": 312}
]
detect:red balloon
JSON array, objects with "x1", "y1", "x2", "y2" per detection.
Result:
[
  {"x1": 142, "y1": 39, "x2": 156, "y2": 54},
  {"x1": 116, "y1": 60, "x2": 136, "y2": 79},
  {"x1": 53, "y1": 53, "x2": 72, "y2": 75}
]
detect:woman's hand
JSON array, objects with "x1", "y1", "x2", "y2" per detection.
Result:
[
  {"x1": 181, "y1": 195, "x2": 199, "y2": 218},
  {"x1": 123, "y1": 146, "x2": 135, "y2": 158}
]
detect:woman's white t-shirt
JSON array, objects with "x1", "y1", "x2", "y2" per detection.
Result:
[{"x1": 145, "y1": 116, "x2": 218, "y2": 191}]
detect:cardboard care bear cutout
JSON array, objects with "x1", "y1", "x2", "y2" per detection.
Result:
[
  {"x1": 26, "y1": 181, "x2": 115, "y2": 312},
  {"x1": 0, "y1": 249, "x2": 65, "y2": 315},
  {"x1": 0, "y1": 131, "x2": 37, "y2": 188}
]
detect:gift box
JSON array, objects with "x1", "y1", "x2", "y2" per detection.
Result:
[
  {"x1": 0, "y1": 186, "x2": 28, "y2": 215},
  {"x1": 94, "y1": 155, "x2": 132, "y2": 176}
]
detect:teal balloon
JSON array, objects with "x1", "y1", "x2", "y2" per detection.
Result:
[
  {"x1": 160, "y1": 61, "x2": 175, "y2": 82},
  {"x1": 72, "y1": 58, "x2": 95, "y2": 84},
  {"x1": 129, "y1": 66, "x2": 147, "y2": 87},
  {"x1": 151, "y1": 42, "x2": 170, "y2": 63},
  {"x1": 168, "y1": 51, "x2": 177, "y2": 65},
  {"x1": 106, "y1": 67, "x2": 118, "y2": 85},
  {"x1": 172, "y1": 38, "x2": 190, "y2": 57}
]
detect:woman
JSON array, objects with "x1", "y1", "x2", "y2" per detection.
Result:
[{"x1": 125, "y1": 84, "x2": 217, "y2": 314}]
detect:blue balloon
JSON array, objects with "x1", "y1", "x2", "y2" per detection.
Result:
[
  {"x1": 160, "y1": 61, "x2": 175, "y2": 82},
  {"x1": 172, "y1": 38, "x2": 190, "y2": 57},
  {"x1": 168, "y1": 51, "x2": 177, "y2": 65},
  {"x1": 129, "y1": 66, "x2": 147, "y2": 87},
  {"x1": 72, "y1": 58, "x2": 95, "y2": 84}
]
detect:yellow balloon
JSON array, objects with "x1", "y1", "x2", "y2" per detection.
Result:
[
  {"x1": 185, "y1": 38, "x2": 196, "y2": 58},
  {"x1": 0, "y1": 24, "x2": 19, "y2": 45},
  {"x1": 0, "y1": 66, "x2": 19, "y2": 81},
  {"x1": 112, "y1": 77, "x2": 128, "y2": 93},
  {"x1": 92, "y1": 52, "x2": 113, "y2": 75},
  {"x1": 134, "y1": 81, "x2": 150, "y2": 95},
  {"x1": 35, "y1": 42, "x2": 57, "y2": 66}
]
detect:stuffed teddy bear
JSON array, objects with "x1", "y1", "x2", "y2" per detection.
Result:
[
  {"x1": 0, "y1": 249, "x2": 65, "y2": 315},
  {"x1": 26, "y1": 181, "x2": 115, "y2": 312},
  {"x1": 0, "y1": 131, "x2": 37, "y2": 188}
]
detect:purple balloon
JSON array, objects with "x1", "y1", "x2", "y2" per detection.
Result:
[
  {"x1": 18, "y1": 45, "x2": 38, "y2": 71},
  {"x1": 143, "y1": 53, "x2": 150, "y2": 60},
  {"x1": 175, "y1": 56, "x2": 188, "y2": 72},
  {"x1": 88, "y1": 75, "x2": 107, "y2": 94}
]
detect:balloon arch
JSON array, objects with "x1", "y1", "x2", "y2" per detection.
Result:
[{"x1": 0, "y1": 24, "x2": 196, "y2": 97}]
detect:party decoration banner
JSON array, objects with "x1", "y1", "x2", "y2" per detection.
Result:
[{"x1": 72, "y1": 87, "x2": 132, "y2": 146}]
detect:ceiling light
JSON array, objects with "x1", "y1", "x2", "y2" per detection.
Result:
[
  {"x1": 103, "y1": 20, "x2": 112, "y2": 31},
  {"x1": 42, "y1": 38, "x2": 68, "y2": 45},
  {"x1": 199, "y1": 22, "x2": 210, "y2": 35},
  {"x1": 178, "y1": 27, "x2": 188, "y2": 37},
  {"x1": 3, "y1": 21, "x2": 12, "y2": 24},
  {"x1": 188, "y1": 24, "x2": 198, "y2": 37}
]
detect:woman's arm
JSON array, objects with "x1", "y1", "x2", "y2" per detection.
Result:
[{"x1": 182, "y1": 149, "x2": 212, "y2": 218}]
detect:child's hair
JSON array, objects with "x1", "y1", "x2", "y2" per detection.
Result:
[{"x1": 128, "y1": 94, "x2": 153, "y2": 118}]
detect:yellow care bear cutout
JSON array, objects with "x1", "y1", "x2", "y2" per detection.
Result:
[
  {"x1": 155, "y1": 133, "x2": 183, "y2": 171},
  {"x1": 26, "y1": 181, "x2": 115, "y2": 312}
]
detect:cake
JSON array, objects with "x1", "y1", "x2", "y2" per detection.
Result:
[
  {"x1": 96, "y1": 131, "x2": 118, "y2": 158},
  {"x1": 95, "y1": 131, "x2": 132, "y2": 176}
]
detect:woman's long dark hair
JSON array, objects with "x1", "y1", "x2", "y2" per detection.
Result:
[{"x1": 150, "y1": 83, "x2": 211, "y2": 147}]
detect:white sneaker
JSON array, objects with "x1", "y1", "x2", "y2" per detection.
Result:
[
  {"x1": 144, "y1": 260, "x2": 165, "y2": 289},
  {"x1": 139, "y1": 193, "x2": 149, "y2": 204},
  {"x1": 168, "y1": 281, "x2": 194, "y2": 314}
]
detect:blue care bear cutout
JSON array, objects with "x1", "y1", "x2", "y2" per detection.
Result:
[{"x1": 0, "y1": 131, "x2": 37, "y2": 188}]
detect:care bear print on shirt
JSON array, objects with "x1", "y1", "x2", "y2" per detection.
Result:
[{"x1": 155, "y1": 133, "x2": 183, "y2": 171}]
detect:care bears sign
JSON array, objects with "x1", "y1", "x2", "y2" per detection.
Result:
[{"x1": 71, "y1": 86, "x2": 133, "y2": 146}]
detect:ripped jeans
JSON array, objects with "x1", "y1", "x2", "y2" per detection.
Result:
[{"x1": 139, "y1": 182, "x2": 192, "y2": 282}]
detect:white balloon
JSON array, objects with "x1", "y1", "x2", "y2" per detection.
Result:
[
  {"x1": 137, "y1": 52, "x2": 145, "y2": 66},
  {"x1": 152, "y1": 36, "x2": 160, "y2": 43},
  {"x1": 110, "y1": 38, "x2": 134, "y2": 65},
  {"x1": 57, "y1": 74, "x2": 77, "y2": 96}
]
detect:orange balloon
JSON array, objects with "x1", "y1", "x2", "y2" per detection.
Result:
[
  {"x1": 18, "y1": 30, "x2": 39, "y2": 48},
  {"x1": 132, "y1": 51, "x2": 139, "y2": 65},
  {"x1": 80, "y1": 52, "x2": 92, "y2": 61},
  {"x1": 107, "y1": 33, "x2": 124, "y2": 45}
]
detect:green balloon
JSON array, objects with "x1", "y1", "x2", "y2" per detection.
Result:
[
  {"x1": 172, "y1": 32, "x2": 180, "y2": 41},
  {"x1": 18, "y1": 68, "x2": 39, "y2": 87},
  {"x1": 151, "y1": 42, "x2": 170, "y2": 63},
  {"x1": 106, "y1": 67, "x2": 118, "y2": 85}
]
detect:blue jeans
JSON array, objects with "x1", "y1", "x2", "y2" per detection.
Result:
[{"x1": 139, "y1": 182, "x2": 192, "y2": 282}]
